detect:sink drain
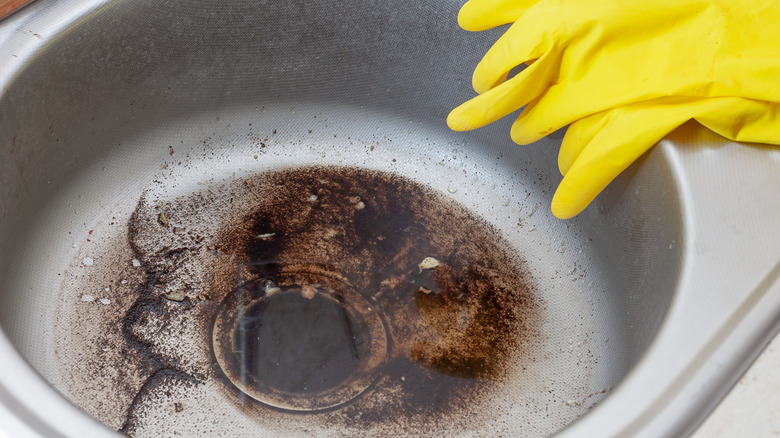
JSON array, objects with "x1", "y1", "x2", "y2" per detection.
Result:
[
  {"x1": 212, "y1": 265, "x2": 387, "y2": 411},
  {"x1": 60, "y1": 165, "x2": 542, "y2": 435}
]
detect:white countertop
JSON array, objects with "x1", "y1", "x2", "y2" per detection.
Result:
[{"x1": 692, "y1": 331, "x2": 780, "y2": 437}]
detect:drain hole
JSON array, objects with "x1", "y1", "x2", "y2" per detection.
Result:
[
  {"x1": 213, "y1": 272, "x2": 388, "y2": 412},
  {"x1": 233, "y1": 289, "x2": 364, "y2": 394}
]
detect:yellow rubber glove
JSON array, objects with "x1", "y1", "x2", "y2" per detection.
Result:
[{"x1": 447, "y1": 0, "x2": 780, "y2": 218}]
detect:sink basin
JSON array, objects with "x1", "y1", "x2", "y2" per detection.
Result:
[{"x1": 1, "y1": 1, "x2": 779, "y2": 437}]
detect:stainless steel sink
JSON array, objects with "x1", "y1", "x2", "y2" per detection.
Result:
[{"x1": 0, "y1": 1, "x2": 779, "y2": 437}]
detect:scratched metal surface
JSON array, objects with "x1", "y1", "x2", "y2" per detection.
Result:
[{"x1": 0, "y1": 1, "x2": 777, "y2": 437}]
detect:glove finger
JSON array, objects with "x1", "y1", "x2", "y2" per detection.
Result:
[
  {"x1": 458, "y1": 0, "x2": 541, "y2": 31},
  {"x1": 552, "y1": 100, "x2": 698, "y2": 219},
  {"x1": 510, "y1": 86, "x2": 575, "y2": 145},
  {"x1": 559, "y1": 96, "x2": 780, "y2": 178},
  {"x1": 472, "y1": 3, "x2": 561, "y2": 94},
  {"x1": 557, "y1": 110, "x2": 612, "y2": 176},
  {"x1": 448, "y1": 50, "x2": 560, "y2": 132}
]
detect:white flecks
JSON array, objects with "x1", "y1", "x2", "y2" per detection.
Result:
[
  {"x1": 121, "y1": 280, "x2": 128, "y2": 285},
  {"x1": 566, "y1": 400, "x2": 578, "y2": 407},
  {"x1": 265, "y1": 281, "x2": 281, "y2": 297},
  {"x1": 71, "y1": 243, "x2": 79, "y2": 249},
  {"x1": 165, "y1": 290, "x2": 187, "y2": 302},
  {"x1": 418, "y1": 257, "x2": 440, "y2": 273},
  {"x1": 82, "y1": 257, "x2": 94, "y2": 266},
  {"x1": 348, "y1": 196, "x2": 365, "y2": 210},
  {"x1": 301, "y1": 285, "x2": 318, "y2": 300},
  {"x1": 99, "y1": 298, "x2": 111, "y2": 305},
  {"x1": 256, "y1": 233, "x2": 276, "y2": 239},
  {"x1": 81, "y1": 294, "x2": 95, "y2": 302},
  {"x1": 447, "y1": 184, "x2": 458, "y2": 194},
  {"x1": 309, "y1": 194, "x2": 318, "y2": 202},
  {"x1": 131, "y1": 259, "x2": 141, "y2": 267},
  {"x1": 104, "y1": 287, "x2": 111, "y2": 292}
]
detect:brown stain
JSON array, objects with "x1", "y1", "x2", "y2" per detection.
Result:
[
  {"x1": 84, "y1": 165, "x2": 541, "y2": 436},
  {"x1": 208, "y1": 167, "x2": 540, "y2": 428}
]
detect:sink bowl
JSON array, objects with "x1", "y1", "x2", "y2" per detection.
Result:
[{"x1": 1, "y1": 1, "x2": 779, "y2": 437}]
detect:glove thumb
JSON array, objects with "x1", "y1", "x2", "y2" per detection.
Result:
[{"x1": 553, "y1": 100, "x2": 695, "y2": 219}]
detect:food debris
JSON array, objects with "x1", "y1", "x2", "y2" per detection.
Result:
[
  {"x1": 165, "y1": 290, "x2": 187, "y2": 302},
  {"x1": 347, "y1": 196, "x2": 366, "y2": 210},
  {"x1": 168, "y1": 145, "x2": 175, "y2": 156},
  {"x1": 82, "y1": 257, "x2": 94, "y2": 266},
  {"x1": 121, "y1": 280, "x2": 128, "y2": 285},
  {"x1": 158, "y1": 212, "x2": 169, "y2": 227},
  {"x1": 417, "y1": 287, "x2": 433, "y2": 295},
  {"x1": 417, "y1": 256, "x2": 440, "y2": 273},
  {"x1": 264, "y1": 282, "x2": 281, "y2": 297},
  {"x1": 173, "y1": 227, "x2": 185, "y2": 235},
  {"x1": 131, "y1": 259, "x2": 141, "y2": 267},
  {"x1": 301, "y1": 285, "x2": 318, "y2": 300},
  {"x1": 81, "y1": 294, "x2": 95, "y2": 302},
  {"x1": 99, "y1": 298, "x2": 111, "y2": 305},
  {"x1": 174, "y1": 402, "x2": 184, "y2": 413}
]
